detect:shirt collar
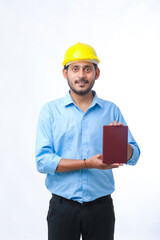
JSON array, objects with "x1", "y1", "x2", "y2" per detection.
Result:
[
  {"x1": 63, "y1": 91, "x2": 75, "y2": 107},
  {"x1": 91, "y1": 91, "x2": 103, "y2": 108},
  {"x1": 63, "y1": 91, "x2": 103, "y2": 108}
]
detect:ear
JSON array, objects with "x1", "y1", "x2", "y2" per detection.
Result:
[
  {"x1": 62, "y1": 68, "x2": 68, "y2": 79},
  {"x1": 95, "y1": 67, "x2": 100, "y2": 80}
]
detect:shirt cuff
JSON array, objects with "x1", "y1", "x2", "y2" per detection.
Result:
[
  {"x1": 127, "y1": 144, "x2": 140, "y2": 166},
  {"x1": 44, "y1": 155, "x2": 62, "y2": 175}
]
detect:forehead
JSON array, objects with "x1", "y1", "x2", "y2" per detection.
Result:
[{"x1": 69, "y1": 61, "x2": 94, "y2": 68}]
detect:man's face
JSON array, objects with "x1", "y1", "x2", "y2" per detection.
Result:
[{"x1": 63, "y1": 61, "x2": 100, "y2": 96}]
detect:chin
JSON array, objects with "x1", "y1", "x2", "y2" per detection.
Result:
[{"x1": 72, "y1": 88, "x2": 92, "y2": 96}]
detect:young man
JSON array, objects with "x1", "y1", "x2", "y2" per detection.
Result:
[{"x1": 35, "y1": 42, "x2": 140, "y2": 240}]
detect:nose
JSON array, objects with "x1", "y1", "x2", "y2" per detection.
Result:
[{"x1": 78, "y1": 68, "x2": 86, "y2": 79}]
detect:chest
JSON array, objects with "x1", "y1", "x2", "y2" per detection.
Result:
[{"x1": 51, "y1": 105, "x2": 115, "y2": 145}]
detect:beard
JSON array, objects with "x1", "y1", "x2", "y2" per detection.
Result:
[{"x1": 67, "y1": 77, "x2": 96, "y2": 96}]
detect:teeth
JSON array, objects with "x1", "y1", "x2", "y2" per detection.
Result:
[
  {"x1": 77, "y1": 81, "x2": 87, "y2": 84},
  {"x1": 75, "y1": 80, "x2": 88, "y2": 84}
]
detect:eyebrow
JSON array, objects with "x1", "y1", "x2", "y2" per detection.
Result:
[{"x1": 71, "y1": 64, "x2": 93, "y2": 68}]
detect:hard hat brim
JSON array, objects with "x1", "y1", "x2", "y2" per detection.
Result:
[
  {"x1": 64, "y1": 59, "x2": 100, "y2": 67},
  {"x1": 63, "y1": 57, "x2": 100, "y2": 67}
]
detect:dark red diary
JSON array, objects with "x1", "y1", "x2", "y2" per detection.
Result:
[{"x1": 102, "y1": 125, "x2": 128, "y2": 164}]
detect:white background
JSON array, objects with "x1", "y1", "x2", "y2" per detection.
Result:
[{"x1": 0, "y1": 0, "x2": 160, "y2": 239}]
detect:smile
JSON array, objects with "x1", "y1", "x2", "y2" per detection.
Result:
[{"x1": 75, "y1": 80, "x2": 89, "y2": 84}]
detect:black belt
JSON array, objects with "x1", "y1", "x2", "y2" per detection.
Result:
[{"x1": 52, "y1": 194, "x2": 111, "y2": 207}]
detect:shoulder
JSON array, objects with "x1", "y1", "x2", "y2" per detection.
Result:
[
  {"x1": 42, "y1": 96, "x2": 64, "y2": 110},
  {"x1": 39, "y1": 96, "x2": 65, "y2": 120},
  {"x1": 98, "y1": 97, "x2": 120, "y2": 111}
]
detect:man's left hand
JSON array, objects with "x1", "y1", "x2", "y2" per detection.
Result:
[{"x1": 109, "y1": 120, "x2": 133, "y2": 160}]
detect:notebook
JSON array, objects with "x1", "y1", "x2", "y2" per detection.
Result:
[{"x1": 102, "y1": 125, "x2": 128, "y2": 164}]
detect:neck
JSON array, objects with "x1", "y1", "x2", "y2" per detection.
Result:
[{"x1": 70, "y1": 90, "x2": 94, "y2": 112}]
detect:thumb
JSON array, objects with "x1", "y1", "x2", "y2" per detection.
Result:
[{"x1": 97, "y1": 154, "x2": 102, "y2": 159}]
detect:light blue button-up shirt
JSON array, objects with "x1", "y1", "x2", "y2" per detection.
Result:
[{"x1": 35, "y1": 91, "x2": 140, "y2": 203}]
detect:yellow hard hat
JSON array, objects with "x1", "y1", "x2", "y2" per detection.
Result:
[{"x1": 63, "y1": 42, "x2": 100, "y2": 67}]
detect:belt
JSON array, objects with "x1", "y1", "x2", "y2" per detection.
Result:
[{"x1": 52, "y1": 194, "x2": 111, "y2": 207}]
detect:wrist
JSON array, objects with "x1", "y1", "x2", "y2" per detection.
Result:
[
  {"x1": 84, "y1": 158, "x2": 92, "y2": 169},
  {"x1": 84, "y1": 159, "x2": 87, "y2": 169},
  {"x1": 128, "y1": 143, "x2": 133, "y2": 160}
]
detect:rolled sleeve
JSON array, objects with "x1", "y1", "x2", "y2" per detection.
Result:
[
  {"x1": 115, "y1": 105, "x2": 140, "y2": 166},
  {"x1": 127, "y1": 144, "x2": 140, "y2": 166},
  {"x1": 35, "y1": 104, "x2": 61, "y2": 175},
  {"x1": 44, "y1": 155, "x2": 62, "y2": 174},
  {"x1": 36, "y1": 152, "x2": 62, "y2": 175}
]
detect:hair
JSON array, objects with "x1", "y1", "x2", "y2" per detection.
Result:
[{"x1": 64, "y1": 63, "x2": 98, "y2": 71}]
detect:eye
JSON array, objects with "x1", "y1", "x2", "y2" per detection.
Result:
[
  {"x1": 72, "y1": 67, "x2": 79, "y2": 72},
  {"x1": 85, "y1": 67, "x2": 91, "y2": 72}
]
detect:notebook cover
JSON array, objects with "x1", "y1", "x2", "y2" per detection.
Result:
[{"x1": 102, "y1": 125, "x2": 128, "y2": 164}]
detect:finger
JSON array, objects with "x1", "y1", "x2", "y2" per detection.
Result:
[
  {"x1": 105, "y1": 163, "x2": 123, "y2": 168},
  {"x1": 113, "y1": 121, "x2": 124, "y2": 127},
  {"x1": 112, "y1": 163, "x2": 123, "y2": 167},
  {"x1": 110, "y1": 163, "x2": 119, "y2": 168},
  {"x1": 100, "y1": 163, "x2": 118, "y2": 169},
  {"x1": 113, "y1": 120, "x2": 118, "y2": 123},
  {"x1": 97, "y1": 154, "x2": 103, "y2": 160},
  {"x1": 113, "y1": 120, "x2": 118, "y2": 125},
  {"x1": 113, "y1": 121, "x2": 119, "y2": 126}
]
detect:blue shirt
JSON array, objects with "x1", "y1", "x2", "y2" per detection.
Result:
[{"x1": 35, "y1": 91, "x2": 140, "y2": 203}]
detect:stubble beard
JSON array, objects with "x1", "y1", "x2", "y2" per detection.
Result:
[{"x1": 67, "y1": 77, "x2": 96, "y2": 96}]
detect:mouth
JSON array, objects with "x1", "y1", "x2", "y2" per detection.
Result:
[{"x1": 75, "y1": 79, "x2": 89, "y2": 86}]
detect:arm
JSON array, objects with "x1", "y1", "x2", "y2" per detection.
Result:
[
  {"x1": 56, "y1": 154, "x2": 123, "y2": 172},
  {"x1": 114, "y1": 107, "x2": 140, "y2": 165},
  {"x1": 35, "y1": 104, "x2": 62, "y2": 175},
  {"x1": 109, "y1": 120, "x2": 139, "y2": 163},
  {"x1": 35, "y1": 105, "x2": 122, "y2": 174},
  {"x1": 128, "y1": 143, "x2": 133, "y2": 160}
]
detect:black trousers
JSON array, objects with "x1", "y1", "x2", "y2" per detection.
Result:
[{"x1": 47, "y1": 194, "x2": 115, "y2": 240}]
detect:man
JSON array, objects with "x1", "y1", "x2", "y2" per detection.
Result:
[{"x1": 35, "y1": 42, "x2": 140, "y2": 240}]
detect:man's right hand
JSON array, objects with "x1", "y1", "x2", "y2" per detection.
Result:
[
  {"x1": 86, "y1": 154, "x2": 123, "y2": 170},
  {"x1": 56, "y1": 154, "x2": 123, "y2": 172}
]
